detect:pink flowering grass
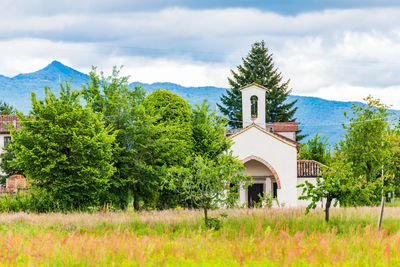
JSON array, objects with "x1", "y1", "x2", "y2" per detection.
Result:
[{"x1": 0, "y1": 207, "x2": 400, "y2": 265}]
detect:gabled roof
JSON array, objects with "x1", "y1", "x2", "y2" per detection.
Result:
[
  {"x1": 297, "y1": 160, "x2": 327, "y2": 177},
  {"x1": 228, "y1": 123, "x2": 298, "y2": 148},
  {"x1": 238, "y1": 83, "x2": 268, "y2": 91}
]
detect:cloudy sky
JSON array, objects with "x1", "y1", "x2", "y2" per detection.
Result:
[{"x1": 1, "y1": 0, "x2": 400, "y2": 106}]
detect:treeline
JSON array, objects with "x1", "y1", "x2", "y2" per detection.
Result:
[{"x1": 0, "y1": 67, "x2": 248, "y2": 215}]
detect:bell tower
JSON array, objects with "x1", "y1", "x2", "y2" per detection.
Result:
[{"x1": 239, "y1": 83, "x2": 267, "y2": 129}]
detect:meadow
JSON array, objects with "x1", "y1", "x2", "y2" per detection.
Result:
[{"x1": 1, "y1": 207, "x2": 400, "y2": 266}]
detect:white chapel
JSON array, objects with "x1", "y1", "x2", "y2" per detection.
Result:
[{"x1": 227, "y1": 83, "x2": 324, "y2": 207}]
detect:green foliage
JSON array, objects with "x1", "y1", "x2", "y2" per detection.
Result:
[
  {"x1": 205, "y1": 217, "x2": 221, "y2": 230},
  {"x1": 339, "y1": 96, "x2": 393, "y2": 183},
  {"x1": 0, "y1": 145, "x2": 23, "y2": 184},
  {"x1": 0, "y1": 190, "x2": 63, "y2": 212},
  {"x1": 254, "y1": 192, "x2": 273, "y2": 208},
  {"x1": 167, "y1": 100, "x2": 251, "y2": 222},
  {"x1": 82, "y1": 66, "x2": 163, "y2": 210},
  {"x1": 0, "y1": 100, "x2": 15, "y2": 115},
  {"x1": 299, "y1": 96, "x2": 395, "y2": 221},
  {"x1": 9, "y1": 82, "x2": 116, "y2": 210},
  {"x1": 143, "y1": 90, "x2": 194, "y2": 209},
  {"x1": 298, "y1": 131, "x2": 331, "y2": 165},
  {"x1": 143, "y1": 89, "x2": 193, "y2": 166},
  {"x1": 191, "y1": 100, "x2": 231, "y2": 159},
  {"x1": 218, "y1": 41, "x2": 298, "y2": 130},
  {"x1": 338, "y1": 96, "x2": 395, "y2": 204},
  {"x1": 298, "y1": 158, "x2": 373, "y2": 222},
  {"x1": 168, "y1": 154, "x2": 250, "y2": 226}
]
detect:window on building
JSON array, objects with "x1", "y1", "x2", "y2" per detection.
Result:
[
  {"x1": 3, "y1": 136, "x2": 11, "y2": 147},
  {"x1": 250, "y1": 95, "x2": 258, "y2": 118}
]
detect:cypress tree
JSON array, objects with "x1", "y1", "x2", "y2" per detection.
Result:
[{"x1": 218, "y1": 41, "x2": 298, "y2": 129}]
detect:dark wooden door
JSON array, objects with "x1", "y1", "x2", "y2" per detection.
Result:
[{"x1": 248, "y1": 183, "x2": 264, "y2": 208}]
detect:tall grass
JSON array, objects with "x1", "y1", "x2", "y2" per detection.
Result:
[{"x1": 0, "y1": 207, "x2": 400, "y2": 265}]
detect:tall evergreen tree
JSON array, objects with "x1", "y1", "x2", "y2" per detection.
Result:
[{"x1": 218, "y1": 41, "x2": 298, "y2": 129}]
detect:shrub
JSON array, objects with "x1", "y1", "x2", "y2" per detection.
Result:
[{"x1": 205, "y1": 217, "x2": 221, "y2": 230}]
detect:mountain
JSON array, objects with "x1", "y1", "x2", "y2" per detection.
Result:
[
  {"x1": 0, "y1": 61, "x2": 88, "y2": 112},
  {"x1": 0, "y1": 61, "x2": 395, "y2": 145},
  {"x1": 130, "y1": 82, "x2": 365, "y2": 144}
]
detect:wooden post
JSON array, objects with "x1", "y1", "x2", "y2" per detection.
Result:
[
  {"x1": 377, "y1": 167, "x2": 385, "y2": 231},
  {"x1": 377, "y1": 196, "x2": 385, "y2": 231},
  {"x1": 378, "y1": 165, "x2": 386, "y2": 231}
]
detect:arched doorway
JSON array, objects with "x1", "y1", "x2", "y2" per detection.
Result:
[{"x1": 242, "y1": 156, "x2": 281, "y2": 207}]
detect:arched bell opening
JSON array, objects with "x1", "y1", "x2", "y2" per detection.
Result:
[{"x1": 250, "y1": 95, "x2": 258, "y2": 119}]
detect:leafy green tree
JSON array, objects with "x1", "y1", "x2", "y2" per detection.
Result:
[
  {"x1": 338, "y1": 96, "x2": 394, "y2": 204},
  {"x1": 0, "y1": 101, "x2": 14, "y2": 115},
  {"x1": 82, "y1": 67, "x2": 165, "y2": 210},
  {"x1": 299, "y1": 96, "x2": 395, "y2": 221},
  {"x1": 298, "y1": 157, "x2": 372, "y2": 222},
  {"x1": 143, "y1": 90, "x2": 195, "y2": 209},
  {"x1": 389, "y1": 129, "x2": 400, "y2": 199},
  {"x1": 218, "y1": 41, "x2": 298, "y2": 129},
  {"x1": 168, "y1": 154, "x2": 248, "y2": 227},
  {"x1": 143, "y1": 89, "x2": 193, "y2": 166},
  {"x1": 9, "y1": 82, "x2": 116, "y2": 209},
  {"x1": 191, "y1": 100, "x2": 231, "y2": 160},
  {"x1": 121, "y1": 105, "x2": 169, "y2": 210},
  {"x1": 168, "y1": 101, "x2": 250, "y2": 226},
  {"x1": 298, "y1": 132, "x2": 331, "y2": 165}
]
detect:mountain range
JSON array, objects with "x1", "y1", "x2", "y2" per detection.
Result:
[{"x1": 1, "y1": 60, "x2": 393, "y2": 145}]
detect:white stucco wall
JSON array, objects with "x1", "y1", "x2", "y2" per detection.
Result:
[
  {"x1": 0, "y1": 134, "x2": 11, "y2": 175},
  {"x1": 0, "y1": 134, "x2": 10, "y2": 154},
  {"x1": 230, "y1": 126, "x2": 298, "y2": 207},
  {"x1": 297, "y1": 177, "x2": 324, "y2": 207},
  {"x1": 277, "y1": 131, "x2": 296, "y2": 141},
  {"x1": 243, "y1": 160, "x2": 273, "y2": 176},
  {"x1": 241, "y1": 85, "x2": 266, "y2": 129}
]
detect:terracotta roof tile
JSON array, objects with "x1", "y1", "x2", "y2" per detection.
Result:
[
  {"x1": 266, "y1": 122, "x2": 299, "y2": 132},
  {"x1": 297, "y1": 160, "x2": 326, "y2": 177},
  {"x1": 0, "y1": 115, "x2": 22, "y2": 134}
]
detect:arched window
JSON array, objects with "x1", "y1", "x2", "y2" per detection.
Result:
[{"x1": 250, "y1": 95, "x2": 258, "y2": 118}]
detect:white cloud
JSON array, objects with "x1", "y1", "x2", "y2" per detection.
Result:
[
  {"x1": 1, "y1": 7, "x2": 400, "y2": 106},
  {"x1": 310, "y1": 84, "x2": 400, "y2": 109},
  {"x1": 0, "y1": 38, "x2": 231, "y2": 87},
  {"x1": 96, "y1": 56, "x2": 231, "y2": 87}
]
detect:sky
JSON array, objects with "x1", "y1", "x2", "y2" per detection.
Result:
[{"x1": 1, "y1": 0, "x2": 400, "y2": 106}]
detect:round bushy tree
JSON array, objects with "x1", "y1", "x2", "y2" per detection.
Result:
[
  {"x1": 9, "y1": 82, "x2": 116, "y2": 210},
  {"x1": 143, "y1": 89, "x2": 193, "y2": 167},
  {"x1": 143, "y1": 90, "x2": 194, "y2": 208}
]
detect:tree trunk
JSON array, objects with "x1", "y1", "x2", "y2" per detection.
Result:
[
  {"x1": 133, "y1": 196, "x2": 140, "y2": 211},
  {"x1": 325, "y1": 196, "x2": 332, "y2": 222},
  {"x1": 203, "y1": 207, "x2": 208, "y2": 226}
]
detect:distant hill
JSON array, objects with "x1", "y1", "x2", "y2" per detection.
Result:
[
  {"x1": 0, "y1": 60, "x2": 88, "y2": 112},
  {"x1": 130, "y1": 82, "x2": 364, "y2": 144},
  {"x1": 1, "y1": 61, "x2": 394, "y2": 145}
]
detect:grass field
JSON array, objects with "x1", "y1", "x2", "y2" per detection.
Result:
[{"x1": 1, "y1": 207, "x2": 400, "y2": 266}]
